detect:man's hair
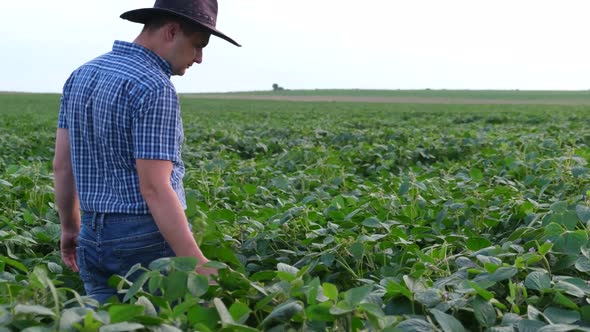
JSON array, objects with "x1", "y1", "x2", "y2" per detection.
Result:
[{"x1": 142, "y1": 14, "x2": 207, "y2": 36}]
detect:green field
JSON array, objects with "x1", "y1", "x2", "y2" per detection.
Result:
[{"x1": 1, "y1": 92, "x2": 590, "y2": 331}]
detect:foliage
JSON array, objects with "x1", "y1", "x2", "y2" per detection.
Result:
[{"x1": 1, "y1": 93, "x2": 590, "y2": 331}]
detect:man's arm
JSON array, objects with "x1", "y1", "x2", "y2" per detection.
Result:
[
  {"x1": 136, "y1": 159, "x2": 216, "y2": 276},
  {"x1": 53, "y1": 128, "x2": 80, "y2": 272}
]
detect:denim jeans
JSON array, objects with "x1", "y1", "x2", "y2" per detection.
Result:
[{"x1": 77, "y1": 211, "x2": 175, "y2": 303}]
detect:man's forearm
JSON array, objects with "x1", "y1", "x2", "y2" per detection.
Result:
[
  {"x1": 143, "y1": 186, "x2": 208, "y2": 264},
  {"x1": 54, "y1": 168, "x2": 80, "y2": 233}
]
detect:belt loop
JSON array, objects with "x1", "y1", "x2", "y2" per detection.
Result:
[
  {"x1": 98, "y1": 213, "x2": 105, "y2": 230},
  {"x1": 91, "y1": 212, "x2": 97, "y2": 231}
]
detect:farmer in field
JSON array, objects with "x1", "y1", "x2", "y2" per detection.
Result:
[{"x1": 52, "y1": 0, "x2": 240, "y2": 303}]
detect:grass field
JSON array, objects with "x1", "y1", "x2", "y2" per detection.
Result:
[{"x1": 1, "y1": 92, "x2": 590, "y2": 331}]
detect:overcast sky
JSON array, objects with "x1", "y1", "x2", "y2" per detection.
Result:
[{"x1": 2, "y1": 0, "x2": 590, "y2": 93}]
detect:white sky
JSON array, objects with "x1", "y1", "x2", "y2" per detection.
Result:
[{"x1": 1, "y1": 0, "x2": 590, "y2": 93}]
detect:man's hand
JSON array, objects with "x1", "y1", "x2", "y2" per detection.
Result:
[
  {"x1": 54, "y1": 128, "x2": 81, "y2": 273},
  {"x1": 196, "y1": 263, "x2": 218, "y2": 285},
  {"x1": 60, "y1": 231, "x2": 79, "y2": 272}
]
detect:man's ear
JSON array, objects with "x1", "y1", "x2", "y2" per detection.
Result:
[{"x1": 163, "y1": 22, "x2": 181, "y2": 42}]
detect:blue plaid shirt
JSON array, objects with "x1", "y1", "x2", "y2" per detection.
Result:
[{"x1": 58, "y1": 40, "x2": 186, "y2": 214}]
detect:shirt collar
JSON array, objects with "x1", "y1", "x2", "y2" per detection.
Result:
[{"x1": 112, "y1": 40, "x2": 173, "y2": 77}]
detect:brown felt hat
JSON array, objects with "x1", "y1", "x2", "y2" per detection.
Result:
[{"x1": 121, "y1": 0, "x2": 241, "y2": 47}]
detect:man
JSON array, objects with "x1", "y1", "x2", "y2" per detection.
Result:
[{"x1": 53, "y1": 0, "x2": 240, "y2": 303}]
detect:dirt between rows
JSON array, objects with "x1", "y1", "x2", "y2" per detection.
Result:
[{"x1": 187, "y1": 94, "x2": 590, "y2": 105}]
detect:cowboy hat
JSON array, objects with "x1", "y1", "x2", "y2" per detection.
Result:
[{"x1": 121, "y1": 0, "x2": 241, "y2": 47}]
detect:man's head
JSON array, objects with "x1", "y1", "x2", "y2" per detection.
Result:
[
  {"x1": 121, "y1": 0, "x2": 240, "y2": 46},
  {"x1": 121, "y1": 0, "x2": 240, "y2": 76},
  {"x1": 140, "y1": 15, "x2": 211, "y2": 76}
]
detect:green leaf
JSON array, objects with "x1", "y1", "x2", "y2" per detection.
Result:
[
  {"x1": 135, "y1": 296, "x2": 157, "y2": 317},
  {"x1": 431, "y1": 309, "x2": 466, "y2": 332},
  {"x1": 152, "y1": 324, "x2": 183, "y2": 332},
  {"x1": 343, "y1": 284, "x2": 373, "y2": 306},
  {"x1": 415, "y1": 289, "x2": 442, "y2": 307},
  {"x1": 323, "y1": 283, "x2": 338, "y2": 301},
  {"x1": 537, "y1": 325, "x2": 582, "y2": 332},
  {"x1": 171, "y1": 256, "x2": 198, "y2": 272},
  {"x1": 277, "y1": 262, "x2": 299, "y2": 276},
  {"x1": 471, "y1": 296, "x2": 496, "y2": 328},
  {"x1": 395, "y1": 318, "x2": 433, "y2": 332},
  {"x1": 123, "y1": 272, "x2": 149, "y2": 302},
  {"x1": 214, "y1": 298, "x2": 235, "y2": 327},
  {"x1": 254, "y1": 291, "x2": 281, "y2": 311},
  {"x1": 359, "y1": 302, "x2": 385, "y2": 318},
  {"x1": 543, "y1": 307, "x2": 581, "y2": 324},
  {"x1": 329, "y1": 301, "x2": 355, "y2": 315},
  {"x1": 149, "y1": 257, "x2": 172, "y2": 271},
  {"x1": 554, "y1": 231, "x2": 588, "y2": 254},
  {"x1": 47, "y1": 262, "x2": 63, "y2": 274},
  {"x1": 260, "y1": 301, "x2": 303, "y2": 327},
  {"x1": 488, "y1": 266, "x2": 518, "y2": 282},
  {"x1": 59, "y1": 309, "x2": 83, "y2": 331},
  {"x1": 466, "y1": 237, "x2": 493, "y2": 251},
  {"x1": 163, "y1": 270, "x2": 188, "y2": 302},
  {"x1": 554, "y1": 280, "x2": 586, "y2": 298},
  {"x1": 229, "y1": 301, "x2": 251, "y2": 325},
  {"x1": 108, "y1": 305, "x2": 144, "y2": 323},
  {"x1": 518, "y1": 320, "x2": 547, "y2": 332},
  {"x1": 525, "y1": 271, "x2": 551, "y2": 292},
  {"x1": 470, "y1": 168, "x2": 484, "y2": 181},
  {"x1": 539, "y1": 242, "x2": 554, "y2": 255},
  {"x1": 202, "y1": 261, "x2": 228, "y2": 269},
  {"x1": 305, "y1": 277, "x2": 320, "y2": 306},
  {"x1": 0, "y1": 255, "x2": 27, "y2": 273},
  {"x1": 148, "y1": 272, "x2": 162, "y2": 294},
  {"x1": 383, "y1": 278, "x2": 413, "y2": 300},
  {"x1": 14, "y1": 304, "x2": 55, "y2": 317},
  {"x1": 306, "y1": 302, "x2": 336, "y2": 322},
  {"x1": 187, "y1": 273, "x2": 209, "y2": 297},
  {"x1": 553, "y1": 292, "x2": 580, "y2": 310},
  {"x1": 187, "y1": 305, "x2": 219, "y2": 329},
  {"x1": 362, "y1": 217, "x2": 382, "y2": 228},
  {"x1": 243, "y1": 184, "x2": 257, "y2": 195},
  {"x1": 576, "y1": 205, "x2": 590, "y2": 223},
  {"x1": 467, "y1": 281, "x2": 494, "y2": 301},
  {"x1": 98, "y1": 322, "x2": 144, "y2": 332},
  {"x1": 550, "y1": 211, "x2": 579, "y2": 231},
  {"x1": 551, "y1": 201, "x2": 568, "y2": 213}
]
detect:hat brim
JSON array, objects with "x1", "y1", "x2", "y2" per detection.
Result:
[{"x1": 121, "y1": 8, "x2": 241, "y2": 47}]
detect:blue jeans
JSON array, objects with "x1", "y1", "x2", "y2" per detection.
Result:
[{"x1": 77, "y1": 212, "x2": 175, "y2": 303}]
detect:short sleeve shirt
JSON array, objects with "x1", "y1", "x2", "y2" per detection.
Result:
[{"x1": 58, "y1": 41, "x2": 185, "y2": 214}]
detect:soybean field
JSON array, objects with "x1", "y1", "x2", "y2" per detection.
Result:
[{"x1": 1, "y1": 92, "x2": 590, "y2": 331}]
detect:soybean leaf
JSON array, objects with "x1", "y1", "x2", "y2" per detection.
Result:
[
  {"x1": 323, "y1": 283, "x2": 338, "y2": 302},
  {"x1": 525, "y1": 271, "x2": 551, "y2": 292},
  {"x1": 343, "y1": 284, "x2": 373, "y2": 306},
  {"x1": 431, "y1": 309, "x2": 466, "y2": 332},
  {"x1": 260, "y1": 301, "x2": 303, "y2": 328},
  {"x1": 471, "y1": 297, "x2": 496, "y2": 328},
  {"x1": 395, "y1": 318, "x2": 434, "y2": 332},
  {"x1": 108, "y1": 305, "x2": 144, "y2": 323},
  {"x1": 14, "y1": 304, "x2": 55, "y2": 317},
  {"x1": 187, "y1": 273, "x2": 209, "y2": 297},
  {"x1": 98, "y1": 322, "x2": 144, "y2": 332},
  {"x1": 518, "y1": 320, "x2": 547, "y2": 332},
  {"x1": 229, "y1": 301, "x2": 251, "y2": 325},
  {"x1": 543, "y1": 307, "x2": 581, "y2": 325}
]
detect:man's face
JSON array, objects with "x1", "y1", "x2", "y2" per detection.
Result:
[{"x1": 168, "y1": 28, "x2": 210, "y2": 76}]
